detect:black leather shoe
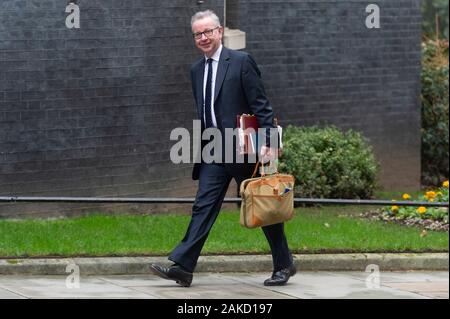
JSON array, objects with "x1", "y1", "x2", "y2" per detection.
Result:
[
  {"x1": 150, "y1": 264, "x2": 193, "y2": 287},
  {"x1": 263, "y1": 264, "x2": 296, "y2": 286}
]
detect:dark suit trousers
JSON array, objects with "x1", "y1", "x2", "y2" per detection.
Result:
[{"x1": 169, "y1": 163, "x2": 293, "y2": 273}]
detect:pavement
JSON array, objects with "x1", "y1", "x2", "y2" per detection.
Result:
[
  {"x1": 0, "y1": 271, "x2": 448, "y2": 299},
  {"x1": 0, "y1": 253, "x2": 448, "y2": 299}
]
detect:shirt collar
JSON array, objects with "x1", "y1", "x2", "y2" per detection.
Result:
[{"x1": 205, "y1": 44, "x2": 223, "y2": 63}]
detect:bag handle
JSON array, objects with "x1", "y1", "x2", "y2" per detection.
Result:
[
  {"x1": 252, "y1": 147, "x2": 281, "y2": 178},
  {"x1": 251, "y1": 161, "x2": 262, "y2": 178},
  {"x1": 252, "y1": 160, "x2": 280, "y2": 178}
]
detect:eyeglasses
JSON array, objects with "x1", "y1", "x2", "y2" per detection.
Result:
[{"x1": 192, "y1": 26, "x2": 220, "y2": 40}]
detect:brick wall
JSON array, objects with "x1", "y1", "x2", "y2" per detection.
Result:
[
  {"x1": 0, "y1": 0, "x2": 422, "y2": 218},
  {"x1": 0, "y1": 0, "x2": 229, "y2": 218},
  {"x1": 227, "y1": 0, "x2": 422, "y2": 191}
]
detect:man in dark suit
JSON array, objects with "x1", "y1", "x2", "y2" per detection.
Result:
[{"x1": 150, "y1": 10, "x2": 295, "y2": 287}]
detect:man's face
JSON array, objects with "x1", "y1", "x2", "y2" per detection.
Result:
[{"x1": 192, "y1": 17, "x2": 223, "y2": 57}]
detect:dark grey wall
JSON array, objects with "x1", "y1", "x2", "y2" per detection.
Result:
[
  {"x1": 0, "y1": 0, "x2": 225, "y2": 218},
  {"x1": 227, "y1": 0, "x2": 421, "y2": 189},
  {"x1": 226, "y1": 0, "x2": 422, "y2": 191},
  {"x1": 0, "y1": 0, "x2": 422, "y2": 218}
]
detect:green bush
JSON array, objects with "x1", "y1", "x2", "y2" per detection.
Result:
[
  {"x1": 422, "y1": 0, "x2": 449, "y2": 40},
  {"x1": 278, "y1": 125, "x2": 378, "y2": 199},
  {"x1": 421, "y1": 39, "x2": 449, "y2": 186}
]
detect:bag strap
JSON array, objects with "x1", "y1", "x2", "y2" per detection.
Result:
[
  {"x1": 251, "y1": 161, "x2": 264, "y2": 178},
  {"x1": 251, "y1": 149, "x2": 280, "y2": 178}
]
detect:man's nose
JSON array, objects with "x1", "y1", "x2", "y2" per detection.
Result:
[{"x1": 200, "y1": 33, "x2": 208, "y2": 40}]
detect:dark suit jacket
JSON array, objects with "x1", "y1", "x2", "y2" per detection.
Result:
[{"x1": 191, "y1": 47, "x2": 276, "y2": 180}]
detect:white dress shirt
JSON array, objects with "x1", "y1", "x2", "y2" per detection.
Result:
[{"x1": 203, "y1": 44, "x2": 223, "y2": 128}]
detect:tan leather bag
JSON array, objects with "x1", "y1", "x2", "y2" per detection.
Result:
[{"x1": 240, "y1": 162, "x2": 295, "y2": 228}]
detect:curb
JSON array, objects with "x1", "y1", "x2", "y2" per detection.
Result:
[{"x1": 0, "y1": 253, "x2": 448, "y2": 275}]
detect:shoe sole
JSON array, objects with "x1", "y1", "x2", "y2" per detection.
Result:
[
  {"x1": 264, "y1": 281, "x2": 288, "y2": 286},
  {"x1": 150, "y1": 265, "x2": 191, "y2": 287},
  {"x1": 176, "y1": 280, "x2": 191, "y2": 287}
]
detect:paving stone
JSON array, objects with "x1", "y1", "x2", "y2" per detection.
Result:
[
  {"x1": 227, "y1": 272, "x2": 429, "y2": 299},
  {"x1": 383, "y1": 282, "x2": 449, "y2": 293},
  {"x1": 417, "y1": 292, "x2": 449, "y2": 299},
  {"x1": 0, "y1": 276, "x2": 154, "y2": 299},
  {"x1": 110, "y1": 274, "x2": 294, "y2": 299},
  {"x1": 0, "y1": 271, "x2": 447, "y2": 299},
  {"x1": 0, "y1": 286, "x2": 26, "y2": 299},
  {"x1": 334, "y1": 271, "x2": 449, "y2": 283}
]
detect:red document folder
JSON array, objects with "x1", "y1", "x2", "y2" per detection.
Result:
[{"x1": 236, "y1": 114, "x2": 259, "y2": 154}]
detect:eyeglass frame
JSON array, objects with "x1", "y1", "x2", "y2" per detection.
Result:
[{"x1": 192, "y1": 26, "x2": 221, "y2": 40}]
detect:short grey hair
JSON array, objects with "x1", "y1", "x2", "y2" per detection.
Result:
[{"x1": 191, "y1": 10, "x2": 221, "y2": 29}]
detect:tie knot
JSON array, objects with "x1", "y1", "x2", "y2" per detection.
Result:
[{"x1": 207, "y1": 58, "x2": 213, "y2": 65}]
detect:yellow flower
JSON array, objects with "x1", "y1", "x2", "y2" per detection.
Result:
[
  {"x1": 425, "y1": 191, "x2": 437, "y2": 201},
  {"x1": 443, "y1": 180, "x2": 449, "y2": 188},
  {"x1": 391, "y1": 205, "x2": 399, "y2": 212},
  {"x1": 417, "y1": 206, "x2": 427, "y2": 214},
  {"x1": 402, "y1": 193, "x2": 411, "y2": 200}
]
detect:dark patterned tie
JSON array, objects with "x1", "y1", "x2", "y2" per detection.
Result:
[{"x1": 204, "y1": 58, "x2": 213, "y2": 129}]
